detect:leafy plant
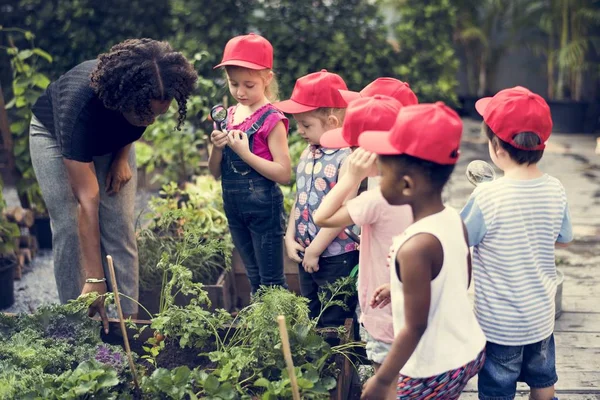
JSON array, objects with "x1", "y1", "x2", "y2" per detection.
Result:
[
  {"x1": 24, "y1": 360, "x2": 120, "y2": 400},
  {"x1": 136, "y1": 60, "x2": 218, "y2": 187},
  {"x1": 137, "y1": 178, "x2": 233, "y2": 296},
  {"x1": 391, "y1": 0, "x2": 460, "y2": 105},
  {"x1": 0, "y1": 27, "x2": 51, "y2": 214},
  {"x1": 526, "y1": 0, "x2": 600, "y2": 100},
  {"x1": 0, "y1": 176, "x2": 20, "y2": 254}
]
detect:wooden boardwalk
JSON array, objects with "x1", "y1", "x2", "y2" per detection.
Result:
[{"x1": 461, "y1": 238, "x2": 600, "y2": 399}]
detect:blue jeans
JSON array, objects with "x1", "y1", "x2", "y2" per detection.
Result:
[
  {"x1": 298, "y1": 250, "x2": 359, "y2": 327},
  {"x1": 222, "y1": 179, "x2": 286, "y2": 293},
  {"x1": 478, "y1": 335, "x2": 558, "y2": 400}
]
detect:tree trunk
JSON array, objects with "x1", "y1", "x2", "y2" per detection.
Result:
[
  {"x1": 477, "y1": 52, "x2": 487, "y2": 98},
  {"x1": 555, "y1": 0, "x2": 569, "y2": 100}
]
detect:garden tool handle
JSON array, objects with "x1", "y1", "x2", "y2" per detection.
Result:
[
  {"x1": 277, "y1": 315, "x2": 301, "y2": 400},
  {"x1": 107, "y1": 255, "x2": 139, "y2": 388}
]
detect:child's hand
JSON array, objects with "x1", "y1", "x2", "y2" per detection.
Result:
[
  {"x1": 210, "y1": 130, "x2": 228, "y2": 150},
  {"x1": 347, "y1": 148, "x2": 377, "y2": 180},
  {"x1": 285, "y1": 237, "x2": 305, "y2": 263},
  {"x1": 370, "y1": 284, "x2": 391, "y2": 309},
  {"x1": 227, "y1": 129, "x2": 250, "y2": 157},
  {"x1": 361, "y1": 375, "x2": 391, "y2": 400},
  {"x1": 302, "y1": 246, "x2": 320, "y2": 273}
]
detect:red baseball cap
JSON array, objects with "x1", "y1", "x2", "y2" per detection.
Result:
[
  {"x1": 359, "y1": 102, "x2": 463, "y2": 165},
  {"x1": 339, "y1": 77, "x2": 419, "y2": 106},
  {"x1": 320, "y1": 95, "x2": 403, "y2": 148},
  {"x1": 273, "y1": 69, "x2": 359, "y2": 114},
  {"x1": 214, "y1": 33, "x2": 273, "y2": 70},
  {"x1": 475, "y1": 86, "x2": 552, "y2": 150}
]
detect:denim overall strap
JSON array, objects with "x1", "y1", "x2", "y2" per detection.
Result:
[{"x1": 221, "y1": 108, "x2": 279, "y2": 181}]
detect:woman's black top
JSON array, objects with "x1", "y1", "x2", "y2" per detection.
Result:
[{"x1": 32, "y1": 60, "x2": 146, "y2": 163}]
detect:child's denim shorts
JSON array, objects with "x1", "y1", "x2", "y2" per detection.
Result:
[{"x1": 478, "y1": 334, "x2": 558, "y2": 400}]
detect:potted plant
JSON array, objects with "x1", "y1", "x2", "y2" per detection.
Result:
[
  {"x1": 526, "y1": 0, "x2": 600, "y2": 133},
  {"x1": 0, "y1": 177, "x2": 19, "y2": 310},
  {"x1": 137, "y1": 177, "x2": 235, "y2": 314}
]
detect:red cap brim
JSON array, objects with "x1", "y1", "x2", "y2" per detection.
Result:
[
  {"x1": 475, "y1": 97, "x2": 492, "y2": 116},
  {"x1": 272, "y1": 99, "x2": 318, "y2": 114},
  {"x1": 213, "y1": 60, "x2": 269, "y2": 70},
  {"x1": 320, "y1": 128, "x2": 353, "y2": 148},
  {"x1": 358, "y1": 130, "x2": 400, "y2": 155},
  {"x1": 338, "y1": 89, "x2": 362, "y2": 104}
]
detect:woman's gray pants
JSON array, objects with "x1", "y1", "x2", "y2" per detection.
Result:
[{"x1": 29, "y1": 115, "x2": 139, "y2": 314}]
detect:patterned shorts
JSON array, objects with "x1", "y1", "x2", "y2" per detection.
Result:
[{"x1": 396, "y1": 349, "x2": 486, "y2": 400}]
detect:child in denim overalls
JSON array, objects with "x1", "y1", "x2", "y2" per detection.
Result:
[
  {"x1": 209, "y1": 34, "x2": 292, "y2": 294},
  {"x1": 274, "y1": 70, "x2": 360, "y2": 327}
]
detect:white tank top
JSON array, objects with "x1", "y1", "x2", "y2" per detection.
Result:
[{"x1": 389, "y1": 207, "x2": 486, "y2": 378}]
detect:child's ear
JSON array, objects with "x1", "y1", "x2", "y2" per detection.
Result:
[
  {"x1": 327, "y1": 114, "x2": 341, "y2": 129},
  {"x1": 401, "y1": 175, "x2": 414, "y2": 197},
  {"x1": 264, "y1": 70, "x2": 274, "y2": 87}
]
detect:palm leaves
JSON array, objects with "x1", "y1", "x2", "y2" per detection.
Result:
[{"x1": 526, "y1": 0, "x2": 600, "y2": 100}]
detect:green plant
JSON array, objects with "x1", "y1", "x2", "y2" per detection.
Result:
[
  {"x1": 250, "y1": 0, "x2": 397, "y2": 97},
  {"x1": 0, "y1": 27, "x2": 51, "y2": 213},
  {"x1": 137, "y1": 178, "x2": 233, "y2": 296},
  {"x1": 24, "y1": 360, "x2": 120, "y2": 400},
  {"x1": 526, "y1": 0, "x2": 600, "y2": 100},
  {"x1": 0, "y1": 176, "x2": 20, "y2": 254},
  {"x1": 391, "y1": 0, "x2": 460, "y2": 105},
  {"x1": 454, "y1": 0, "x2": 529, "y2": 96},
  {"x1": 136, "y1": 59, "x2": 218, "y2": 186}
]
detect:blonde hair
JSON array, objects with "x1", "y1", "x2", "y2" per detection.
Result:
[{"x1": 224, "y1": 66, "x2": 279, "y2": 102}]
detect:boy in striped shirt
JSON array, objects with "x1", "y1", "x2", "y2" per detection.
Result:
[{"x1": 461, "y1": 87, "x2": 573, "y2": 400}]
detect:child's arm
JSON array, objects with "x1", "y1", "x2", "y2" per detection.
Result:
[
  {"x1": 208, "y1": 130, "x2": 228, "y2": 179},
  {"x1": 227, "y1": 122, "x2": 292, "y2": 184},
  {"x1": 361, "y1": 234, "x2": 438, "y2": 399},
  {"x1": 285, "y1": 199, "x2": 305, "y2": 263},
  {"x1": 556, "y1": 203, "x2": 573, "y2": 247},
  {"x1": 460, "y1": 193, "x2": 487, "y2": 247},
  {"x1": 303, "y1": 159, "x2": 360, "y2": 273},
  {"x1": 314, "y1": 149, "x2": 377, "y2": 228}
]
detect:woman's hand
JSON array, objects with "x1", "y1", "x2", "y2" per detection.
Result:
[
  {"x1": 370, "y1": 284, "x2": 391, "y2": 309},
  {"x1": 80, "y1": 281, "x2": 109, "y2": 334},
  {"x1": 106, "y1": 159, "x2": 132, "y2": 196},
  {"x1": 210, "y1": 130, "x2": 229, "y2": 150},
  {"x1": 227, "y1": 130, "x2": 251, "y2": 157}
]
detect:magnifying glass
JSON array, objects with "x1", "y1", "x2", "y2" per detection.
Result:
[
  {"x1": 210, "y1": 104, "x2": 228, "y2": 132},
  {"x1": 344, "y1": 227, "x2": 361, "y2": 245},
  {"x1": 466, "y1": 160, "x2": 496, "y2": 187}
]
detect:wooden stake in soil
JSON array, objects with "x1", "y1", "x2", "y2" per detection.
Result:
[
  {"x1": 106, "y1": 255, "x2": 139, "y2": 388},
  {"x1": 277, "y1": 315, "x2": 301, "y2": 400}
]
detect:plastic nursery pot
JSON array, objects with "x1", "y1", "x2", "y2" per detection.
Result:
[{"x1": 0, "y1": 256, "x2": 17, "y2": 309}]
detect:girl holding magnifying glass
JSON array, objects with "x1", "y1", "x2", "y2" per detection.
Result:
[{"x1": 208, "y1": 34, "x2": 292, "y2": 295}]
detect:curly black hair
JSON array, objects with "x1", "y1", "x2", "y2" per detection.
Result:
[{"x1": 90, "y1": 38, "x2": 198, "y2": 129}]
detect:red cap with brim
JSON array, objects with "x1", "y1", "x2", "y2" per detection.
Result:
[
  {"x1": 214, "y1": 59, "x2": 270, "y2": 70},
  {"x1": 320, "y1": 128, "x2": 352, "y2": 148},
  {"x1": 273, "y1": 99, "x2": 320, "y2": 114},
  {"x1": 339, "y1": 89, "x2": 362, "y2": 104},
  {"x1": 357, "y1": 130, "x2": 399, "y2": 154},
  {"x1": 475, "y1": 97, "x2": 492, "y2": 116}
]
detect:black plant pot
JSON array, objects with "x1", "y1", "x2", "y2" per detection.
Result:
[
  {"x1": 33, "y1": 216, "x2": 52, "y2": 249},
  {"x1": 547, "y1": 100, "x2": 588, "y2": 133},
  {"x1": 0, "y1": 256, "x2": 17, "y2": 309}
]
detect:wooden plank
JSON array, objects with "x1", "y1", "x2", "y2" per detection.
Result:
[
  {"x1": 463, "y1": 372, "x2": 600, "y2": 393},
  {"x1": 555, "y1": 332, "x2": 600, "y2": 349},
  {"x1": 556, "y1": 312, "x2": 600, "y2": 333},
  {"x1": 563, "y1": 296, "x2": 600, "y2": 313}
]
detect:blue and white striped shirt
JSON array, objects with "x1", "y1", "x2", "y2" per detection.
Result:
[{"x1": 461, "y1": 174, "x2": 572, "y2": 346}]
